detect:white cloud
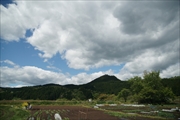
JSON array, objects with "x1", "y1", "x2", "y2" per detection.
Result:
[
  {"x1": 47, "y1": 65, "x2": 61, "y2": 72},
  {"x1": 0, "y1": 60, "x2": 68, "y2": 87},
  {"x1": 0, "y1": 61, "x2": 114, "y2": 87},
  {"x1": 70, "y1": 69, "x2": 114, "y2": 84},
  {"x1": 1, "y1": 1, "x2": 179, "y2": 85},
  {"x1": 0, "y1": 65, "x2": 67, "y2": 87},
  {"x1": 0, "y1": 58, "x2": 179, "y2": 87},
  {"x1": 1, "y1": 1, "x2": 123, "y2": 69},
  {"x1": 160, "y1": 63, "x2": 180, "y2": 78},
  {"x1": 0, "y1": 4, "x2": 24, "y2": 41},
  {"x1": 3, "y1": 60, "x2": 16, "y2": 66}
]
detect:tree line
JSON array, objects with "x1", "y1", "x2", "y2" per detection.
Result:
[
  {"x1": 0, "y1": 71, "x2": 179, "y2": 104},
  {"x1": 118, "y1": 71, "x2": 177, "y2": 104}
]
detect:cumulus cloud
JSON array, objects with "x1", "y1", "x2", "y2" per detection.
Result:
[
  {"x1": 0, "y1": 59, "x2": 179, "y2": 87},
  {"x1": 0, "y1": 65, "x2": 66, "y2": 87},
  {"x1": 70, "y1": 69, "x2": 114, "y2": 84},
  {"x1": 160, "y1": 63, "x2": 180, "y2": 78},
  {"x1": 0, "y1": 61, "x2": 114, "y2": 87},
  {"x1": 0, "y1": 1, "x2": 179, "y2": 86}
]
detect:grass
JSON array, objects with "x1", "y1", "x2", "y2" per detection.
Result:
[
  {"x1": 122, "y1": 109, "x2": 142, "y2": 113},
  {"x1": 106, "y1": 110, "x2": 136, "y2": 118},
  {"x1": 106, "y1": 110, "x2": 167, "y2": 120},
  {"x1": 157, "y1": 112, "x2": 175, "y2": 119},
  {"x1": 0, "y1": 105, "x2": 30, "y2": 120},
  {"x1": 101, "y1": 104, "x2": 180, "y2": 120},
  {"x1": 63, "y1": 117, "x2": 70, "y2": 120}
]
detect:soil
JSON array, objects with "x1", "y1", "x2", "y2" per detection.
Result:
[
  {"x1": 29, "y1": 105, "x2": 121, "y2": 120},
  {"x1": 28, "y1": 105, "x2": 167, "y2": 120}
]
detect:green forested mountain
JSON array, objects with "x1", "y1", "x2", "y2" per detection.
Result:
[
  {"x1": 83, "y1": 75, "x2": 130, "y2": 94},
  {"x1": 0, "y1": 84, "x2": 69, "y2": 100},
  {"x1": 0, "y1": 74, "x2": 179, "y2": 101}
]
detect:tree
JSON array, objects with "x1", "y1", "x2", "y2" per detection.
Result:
[
  {"x1": 129, "y1": 76, "x2": 143, "y2": 94},
  {"x1": 162, "y1": 76, "x2": 180, "y2": 96},
  {"x1": 143, "y1": 70, "x2": 163, "y2": 90},
  {"x1": 128, "y1": 71, "x2": 175, "y2": 104},
  {"x1": 118, "y1": 88, "x2": 130, "y2": 102},
  {"x1": 98, "y1": 94, "x2": 109, "y2": 101},
  {"x1": 138, "y1": 71, "x2": 175, "y2": 104}
]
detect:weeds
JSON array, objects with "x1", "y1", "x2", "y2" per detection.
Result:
[
  {"x1": 157, "y1": 112, "x2": 175, "y2": 119},
  {"x1": 63, "y1": 117, "x2": 69, "y2": 120},
  {"x1": 0, "y1": 105, "x2": 30, "y2": 120},
  {"x1": 106, "y1": 110, "x2": 136, "y2": 118}
]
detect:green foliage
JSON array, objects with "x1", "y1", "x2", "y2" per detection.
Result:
[
  {"x1": 104, "y1": 105, "x2": 177, "y2": 120},
  {"x1": 162, "y1": 76, "x2": 180, "y2": 96},
  {"x1": 143, "y1": 70, "x2": 163, "y2": 90},
  {"x1": 0, "y1": 75, "x2": 129, "y2": 101},
  {"x1": 63, "y1": 117, "x2": 70, "y2": 120},
  {"x1": 118, "y1": 88, "x2": 131, "y2": 102},
  {"x1": 86, "y1": 74, "x2": 130, "y2": 95},
  {"x1": 129, "y1": 71, "x2": 175, "y2": 104},
  {"x1": 157, "y1": 112, "x2": 175, "y2": 119},
  {"x1": 107, "y1": 111, "x2": 136, "y2": 118},
  {"x1": 0, "y1": 74, "x2": 178, "y2": 102},
  {"x1": 98, "y1": 94, "x2": 109, "y2": 101},
  {"x1": 0, "y1": 105, "x2": 30, "y2": 120},
  {"x1": 97, "y1": 94, "x2": 116, "y2": 101},
  {"x1": 128, "y1": 76, "x2": 143, "y2": 94}
]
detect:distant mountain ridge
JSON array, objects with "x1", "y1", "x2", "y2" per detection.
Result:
[
  {"x1": 82, "y1": 74, "x2": 130, "y2": 94},
  {"x1": 0, "y1": 74, "x2": 128, "y2": 100},
  {"x1": 89, "y1": 74, "x2": 120, "y2": 83},
  {"x1": 0, "y1": 75, "x2": 179, "y2": 100}
]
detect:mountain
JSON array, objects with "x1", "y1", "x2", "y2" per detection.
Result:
[
  {"x1": 82, "y1": 74, "x2": 130, "y2": 94},
  {"x1": 63, "y1": 74, "x2": 130, "y2": 95},
  {"x1": 0, "y1": 75, "x2": 179, "y2": 100},
  {"x1": 0, "y1": 83, "x2": 69, "y2": 100},
  {"x1": 0, "y1": 74, "x2": 128, "y2": 100},
  {"x1": 62, "y1": 75, "x2": 129, "y2": 100}
]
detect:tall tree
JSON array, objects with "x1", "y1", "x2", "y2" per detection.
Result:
[
  {"x1": 118, "y1": 88, "x2": 130, "y2": 102},
  {"x1": 129, "y1": 76, "x2": 143, "y2": 94},
  {"x1": 128, "y1": 71, "x2": 175, "y2": 104}
]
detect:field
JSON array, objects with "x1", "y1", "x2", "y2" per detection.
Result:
[
  {"x1": 100, "y1": 104, "x2": 180, "y2": 120},
  {"x1": 29, "y1": 105, "x2": 121, "y2": 120},
  {"x1": 0, "y1": 100, "x2": 180, "y2": 120}
]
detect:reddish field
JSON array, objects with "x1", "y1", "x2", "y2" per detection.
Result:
[{"x1": 29, "y1": 105, "x2": 120, "y2": 120}]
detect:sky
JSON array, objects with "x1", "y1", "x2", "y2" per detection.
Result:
[{"x1": 0, "y1": 0, "x2": 179, "y2": 88}]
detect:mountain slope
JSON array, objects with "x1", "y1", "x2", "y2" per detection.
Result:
[
  {"x1": 82, "y1": 74, "x2": 130, "y2": 94},
  {"x1": 0, "y1": 75, "x2": 179, "y2": 100}
]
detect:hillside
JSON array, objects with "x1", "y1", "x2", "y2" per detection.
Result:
[
  {"x1": 0, "y1": 75, "x2": 128, "y2": 100},
  {"x1": 0, "y1": 75, "x2": 179, "y2": 100},
  {"x1": 82, "y1": 74, "x2": 130, "y2": 94}
]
